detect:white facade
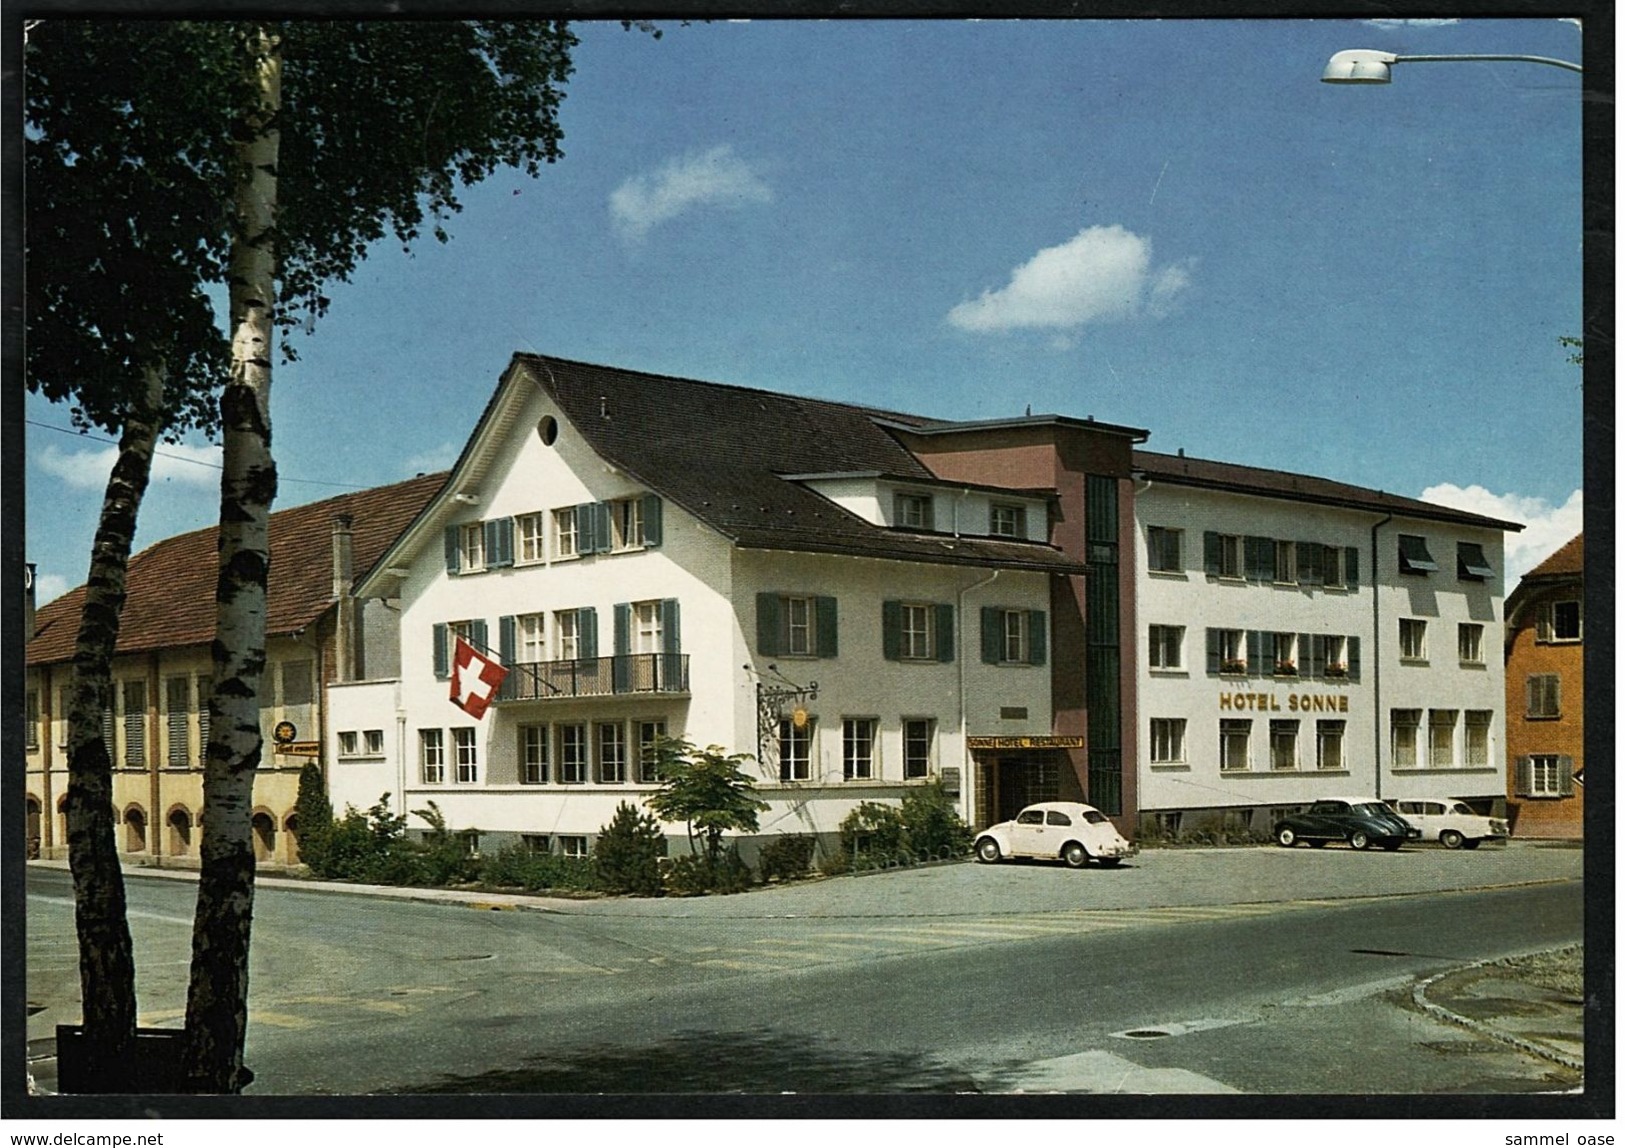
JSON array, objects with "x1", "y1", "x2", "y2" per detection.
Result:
[
  {"x1": 328, "y1": 375, "x2": 1055, "y2": 859},
  {"x1": 1133, "y1": 479, "x2": 1509, "y2": 833}
]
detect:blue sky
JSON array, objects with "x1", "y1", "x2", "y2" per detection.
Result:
[{"x1": 24, "y1": 16, "x2": 1586, "y2": 607}]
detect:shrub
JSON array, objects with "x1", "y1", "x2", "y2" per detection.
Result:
[
  {"x1": 899, "y1": 782, "x2": 974, "y2": 861},
  {"x1": 292, "y1": 764, "x2": 334, "y2": 870},
  {"x1": 481, "y1": 845, "x2": 596, "y2": 892},
  {"x1": 757, "y1": 834, "x2": 816, "y2": 883},
  {"x1": 838, "y1": 802, "x2": 908, "y2": 866},
  {"x1": 664, "y1": 848, "x2": 753, "y2": 896},
  {"x1": 305, "y1": 795, "x2": 407, "y2": 881},
  {"x1": 593, "y1": 802, "x2": 666, "y2": 896}
]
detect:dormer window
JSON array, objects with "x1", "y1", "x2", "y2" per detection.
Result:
[
  {"x1": 894, "y1": 492, "x2": 934, "y2": 531},
  {"x1": 990, "y1": 503, "x2": 1027, "y2": 539}
]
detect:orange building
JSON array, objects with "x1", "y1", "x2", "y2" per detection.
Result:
[{"x1": 1503, "y1": 533, "x2": 1584, "y2": 838}]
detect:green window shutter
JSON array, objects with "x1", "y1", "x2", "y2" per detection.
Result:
[
  {"x1": 576, "y1": 503, "x2": 598, "y2": 553},
  {"x1": 642, "y1": 495, "x2": 663, "y2": 547},
  {"x1": 1309, "y1": 634, "x2": 1325, "y2": 678},
  {"x1": 1297, "y1": 542, "x2": 1323, "y2": 585},
  {"x1": 881, "y1": 601, "x2": 902, "y2": 661},
  {"x1": 1027, "y1": 611, "x2": 1047, "y2": 666},
  {"x1": 661, "y1": 599, "x2": 681, "y2": 653},
  {"x1": 433, "y1": 623, "x2": 450, "y2": 679},
  {"x1": 756, "y1": 593, "x2": 783, "y2": 657},
  {"x1": 1244, "y1": 536, "x2": 1268, "y2": 581},
  {"x1": 472, "y1": 619, "x2": 489, "y2": 653},
  {"x1": 1259, "y1": 631, "x2": 1277, "y2": 669},
  {"x1": 1246, "y1": 630, "x2": 1262, "y2": 676},
  {"x1": 1203, "y1": 532, "x2": 1221, "y2": 576},
  {"x1": 578, "y1": 608, "x2": 598, "y2": 661},
  {"x1": 1513, "y1": 756, "x2": 1532, "y2": 797},
  {"x1": 981, "y1": 607, "x2": 1001, "y2": 664},
  {"x1": 1346, "y1": 636, "x2": 1361, "y2": 682},
  {"x1": 1298, "y1": 633, "x2": 1313, "y2": 672},
  {"x1": 613, "y1": 603, "x2": 632, "y2": 655},
  {"x1": 498, "y1": 616, "x2": 516, "y2": 664},
  {"x1": 485, "y1": 518, "x2": 514, "y2": 568},
  {"x1": 1344, "y1": 547, "x2": 1360, "y2": 587},
  {"x1": 935, "y1": 604, "x2": 955, "y2": 663},
  {"x1": 595, "y1": 503, "x2": 613, "y2": 553},
  {"x1": 1206, "y1": 628, "x2": 1221, "y2": 675},
  {"x1": 444, "y1": 526, "x2": 460, "y2": 575},
  {"x1": 815, "y1": 597, "x2": 839, "y2": 658},
  {"x1": 1558, "y1": 756, "x2": 1576, "y2": 796}
]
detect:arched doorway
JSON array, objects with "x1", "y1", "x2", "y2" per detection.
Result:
[
  {"x1": 167, "y1": 807, "x2": 193, "y2": 856},
  {"x1": 251, "y1": 811, "x2": 276, "y2": 862},
  {"x1": 26, "y1": 797, "x2": 42, "y2": 859},
  {"x1": 124, "y1": 806, "x2": 148, "y2": 854}
]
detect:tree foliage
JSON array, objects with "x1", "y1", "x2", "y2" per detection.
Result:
[
  {"x1": 645, "y1": 737, "x2": 768, "y2": 865},
  {"x1": 592, "y1": 802, "x2": 667, "y2": 896}
]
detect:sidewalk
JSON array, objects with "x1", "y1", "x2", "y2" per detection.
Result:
[{"x1": 1414, "y1": 945, "x2": 1586, "y2": 1074}]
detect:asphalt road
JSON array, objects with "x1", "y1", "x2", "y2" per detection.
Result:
[{"x1": 25, "y1": 846, "x2": 1584, "y2": 1097}]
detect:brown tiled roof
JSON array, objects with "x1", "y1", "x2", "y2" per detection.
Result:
[
  {"x1": 27, "y1": 472, "x2": 447, "y2": 667},
  {"x1": 1132, "y1": 450, "x2": 1523, "y2": 532},
  {"x1": 1523, "y1": 533, "x2": 1583, "y2": 580},
  {"x1": 513, "y1": 355, "x2": 1088, "y2": 575}
]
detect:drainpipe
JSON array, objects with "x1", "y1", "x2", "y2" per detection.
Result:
[
  {"x1": 1370, "y1": 512, "x2": 1392, "y2": 801},
  {"x1": 331, "y1": 514, "x2": 356, "y2": 684},
  {"x1": 958, "y1": 569, "x2": 1000, "y2": 825}
]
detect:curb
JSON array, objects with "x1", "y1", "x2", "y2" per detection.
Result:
[{"x1": 1411, "y1": 949, "x2": 1585, "y2": 1072}]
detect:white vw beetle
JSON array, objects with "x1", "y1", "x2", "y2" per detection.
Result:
[{"x1": 974, "y1": 802, "x2": 1137, "y2": 869}]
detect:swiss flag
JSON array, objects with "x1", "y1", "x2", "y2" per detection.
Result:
[{"x1": 449, "y1": 636, "x2": 509, "y2": 720}]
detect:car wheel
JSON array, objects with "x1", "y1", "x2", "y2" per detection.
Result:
[
  {"x1": 1440, "y1": 830, "x2": 1465, "y2": 850},
  {"x1": 1348, "y1": 830, "x2": 1371, "y2": 851},
  {"x1": 1276, "y1": 827, "x2": 1297, "y2": 848},
  {"x1": 975, "y1": 837, "x2": 1002, "y2": 863},
  {"x1": 1062, "y1": 842, "x2": 1090, "y2": 869},
  {"x1": 1462, "y1": 839, "x2": 1482, "y2": 850}
]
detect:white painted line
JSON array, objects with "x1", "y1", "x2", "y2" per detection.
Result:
[{"x1": 1004, "y1": 1049, "x2": 1240, "y2": 1094}]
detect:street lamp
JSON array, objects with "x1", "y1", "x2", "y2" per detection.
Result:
[{"x1": 1321, "y1": 48, "x2": 1582, "y2": 84}]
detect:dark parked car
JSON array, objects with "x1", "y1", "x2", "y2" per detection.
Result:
[{"x1": 1273, "y1": 797, "x2": 1422, "y2": 851}]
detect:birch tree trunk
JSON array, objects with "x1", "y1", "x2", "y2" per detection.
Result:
[
  {"x1": 62, "y1": 365, "x2": 168, "y2": 1083},
  {"x1": 182, "y1": 24, "x2": 281, "y2": 1094}
]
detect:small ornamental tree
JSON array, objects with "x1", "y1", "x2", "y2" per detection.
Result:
[
  {"x1": 592, "y1": 802, "x2": 666, "y2": 896},
  {"x1": 645, "y1": 737, "x2": 767, "y2": 866},
  {"x1": 291, "y1": 764, "x2": 333, "y2": 871}
]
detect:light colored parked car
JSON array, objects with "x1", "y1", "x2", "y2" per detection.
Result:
[
  {"x1": 1389, "y1": 799, "x2": 1508, "y2": 850},
  {"x1": 974, "y1": 802, "x2": 1137, "y2": 869}
]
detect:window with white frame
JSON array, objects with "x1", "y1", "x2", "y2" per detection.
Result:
[
  {"x1": 517, "y1": 613, "x2": 547, "y2": 663},
  {"x1": 633, "y1": 600, "x2": 664, "y2": 654},
  {"x1": 842, "y1": 718, "x2": 876, "y2": 780},
  {"x1": 519, "y1": 724, "x2": 548, "y2": 784},
  {"x1": 1216, "y1": 628, "x2": 1246, "y2": 675},
  {"x1": 338, "y1": 731, "x2": 359, "y2": 757},
  {"x1": 1149, "y1": 718, "x2": 1186, "y2": 765},
  {"x1": 1218, "y1": 534, "x2": 1243, "y2": 579},
  {"x1": 1273, "y1": 540, "x2": 1297, "y2": 584},
  {"x1": 1146, "y1": 526, "x2": 1182, "y2": 573},
  {"x1": 1149, "y1": 625, "x2": 1184, "y2": 671},
  {"x1": 611, "y1": 498, "x2": 646, "y2": 551},
  {"x1": 1537, "y1": 600, "x2": 1583, "y2": 643},
  {"x1": 1323, "y1": 546, "x2": 1347, "y2": 588},
  {"x1": 637, "y1": 720, "x2": 667, "y2": 783},
  {"x1": 895, "y1": 492, "x2": 933, "y2": 530},
  {"x1": 1002, "y1": 610, "x2": 1030, "y2": 664},
  {"x1": 1323, "y1": 634, "x2": 1350, "y2": 677},
  {"x1": 1458, "y1": 623, "x2": 1485, "y2": 665},
  {"x1": 1464, "y1": 711, "x2": 1491, "y2": 767},
  {"x1": 516, "y1": 512, "x2": 546, "y2": 564},
  {"x1": 1527, "y1": 755, "x2": 1565, "y2": 797},
  {"x1": 1219, "y1": 719, "x2": 1251, "y2": 771},
  {"x1": 598, "y1": 722, "x2": 627, "y2": 783},
  {"x1": 1391, "y1": 709, "x2": 1421, "y2": 768},
  {"x1": 558, "y1": 835, "x2": 589, "y2": 858},
  {"x1": 902, "y1": 718, "x2": 933, "y2": 779},
  {"x1": 363, "y1": 729, "x2": 384, "y2": 755},
  {"x1": 459, "y1": 522, "x2": 486, "y2": 573},
  {"x1": 1316, "y1": 720, "x2": 1346, "y2": 771},
  {"x1": 1428, "y1": 710, "x2": 1457, "y2": 767},
  {"x1": 521, "y1": 833, "x2": 550, "y2": 854},
  {"x1": 779, "y1": 716, "x2": 813, "y2": 781},
  {"x1": 555, "y1": 610, "x2": 580, "y2": 660},
  {"x1": 900, "y1": 603, "x2": 935, "y2": 661},
  {"x1": 559, "y1": 724, "x2": 588, "y2": 784},
  {"x1": 420, "y1": 729, "x2": 445, "y2": 784},
  {"x1": 453, "y1": 727, "x2": 478, "y2": 784},
  {"x1": 1272, "y1": 632, "x2": 1298, "y2": 676},
  {"x1": 991, "y1": 503, "x2": 1026, "y2": 539},
  {"x1": 1399, "y1": 619, "x2": 1428, "y2": 661},
  {"x1": 1525, "y1": 674, "x2": 1561, "y2": 719},
  {"x1": 1269, "y1": 720, "x2": 1299, "y2": 771},
  {"x1": 553, "y1": 507, "x2": 579, "y2": 558}
]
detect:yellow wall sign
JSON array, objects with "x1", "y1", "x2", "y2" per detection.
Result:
[
  {"x1": 1219, "y1": 692, "x2": 1350, "y2": 713},
  {"x1": 966, "y1": 736, "x2": 1086, "y2": 750}
]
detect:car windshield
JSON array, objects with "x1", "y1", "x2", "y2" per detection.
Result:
[{"x1": 1082, "y1": 810, "x2": 1109, "y2": 824}]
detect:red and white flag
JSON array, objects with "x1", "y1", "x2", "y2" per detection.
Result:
[{"x1": 449, "y1": 636, "x2": 508, "y2": 720}]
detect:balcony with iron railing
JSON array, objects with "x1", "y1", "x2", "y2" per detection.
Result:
[{"x1": 495, "y1": 652, "x2": 690, "y2": 703}]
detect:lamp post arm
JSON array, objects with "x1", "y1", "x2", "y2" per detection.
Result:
[{"x1": 1395, "y1": 53, "x2": 1582, "y2": 74}]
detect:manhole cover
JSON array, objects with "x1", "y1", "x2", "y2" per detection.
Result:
[
  {"x1": 438, "y1": 953, "x2": 495, "y2": 962},
  {"x1": 1351, "y1": 948, "x2": 1411, "y2": 957},
  {"x1": 1120, "y1": 1029, "x2": 1170, "y2": 1040}
]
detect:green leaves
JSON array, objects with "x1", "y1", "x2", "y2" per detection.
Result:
[{"x1": 644, "y1": 737, "x2": 767, "y2": 862}]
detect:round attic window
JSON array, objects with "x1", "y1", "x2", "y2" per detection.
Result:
[{"x1": 537, "y1": 416, "x2": 559, "y2": 446}]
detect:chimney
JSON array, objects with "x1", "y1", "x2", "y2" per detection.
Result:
[
  {"x1": 23, "y1": 562, "x2": 36, "y2": 643},
  {"x1": 332, "y1": 515, "x2": 356, "y2": 683}
]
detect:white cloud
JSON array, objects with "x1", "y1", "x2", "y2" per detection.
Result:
[
  {"x1": 33, "y1": 442, "x2": 222, "y2": 491},
  {"x1": 402, "y1": 442, "x2": 459, "y2": 475},
  {"x1": 609, "y1": 145, "x2": 773, "y2": 241},
  {"x1": 947, "y1": 225, "x2": 1194, "y2": 334},
  {"x1": 1419, "y1": 483, "x2": 1583, "y2": 583},
  {"x1": 33, "y1": 571, "x2": 70, "y2": 607}
]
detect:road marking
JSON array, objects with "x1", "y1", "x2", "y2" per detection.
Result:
[
  {"x1": 692, "y1": 958, "x2": 793, "y2": 971},
  {"x1": 28, "y1": 893, "x2": 192, "y2": 926},
  {"x1": 1002, "y1": 1049, "x2": 1240, "y2": 1094}
]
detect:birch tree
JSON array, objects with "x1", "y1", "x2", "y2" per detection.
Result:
[{"x1": 28, "y1": 18, "x2": 599, "y2": 1091}]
